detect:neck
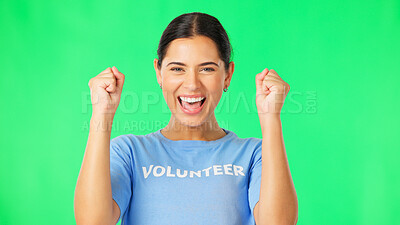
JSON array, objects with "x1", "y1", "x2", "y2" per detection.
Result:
[{"x1": 161, "y1": 114, "x2": 226, "y2": 141}]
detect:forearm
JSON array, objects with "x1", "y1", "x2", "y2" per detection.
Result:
[
  {"x1": 74, "y1": 114, "x2": 115, "y2": 225},
  {"x1": 257, "y1": 115, "x2": 298, "y2": 225}
]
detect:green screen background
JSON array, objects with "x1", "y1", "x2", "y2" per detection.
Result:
[{"x1": 1, "y1": 0, "x2": 399, "y2": 224}]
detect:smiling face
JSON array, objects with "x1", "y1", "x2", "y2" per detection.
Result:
[{"x1": 154, "y1": 35, "x2": 234, "y2": 128}]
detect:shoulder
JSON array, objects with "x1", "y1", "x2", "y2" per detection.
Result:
[
  {"x1": 223, "y1": 131, "x2": 262, "y2": 157},
  {"x1": 227, "y1": 131, "x2": 262, "y2": 150},
  {"x1": 110, "y1": 131, "x2": 160, "y2": 150},
  {"x1": 109, "y1": 133, "x2": 158, "y2": 164}
]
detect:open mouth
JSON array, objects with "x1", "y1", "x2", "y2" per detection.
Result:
[
  {"x1": 177, "y1": 96, "x2": 206, "y2": 114},
  {"x1": 177, "y1": 96, "x2": 206, "y2": 107}
]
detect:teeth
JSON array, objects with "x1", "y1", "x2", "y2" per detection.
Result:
[{"x1": 179, "y1": 96, "x2": 205, "y2": 103}]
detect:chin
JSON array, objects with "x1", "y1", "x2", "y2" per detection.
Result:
[{"x1": 177, "y1": 117, "x2": 205, "y2": 128}]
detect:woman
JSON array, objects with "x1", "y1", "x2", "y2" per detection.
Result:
[{"x1": 74, "y1": 12, "x2": 298, "y2": 225}]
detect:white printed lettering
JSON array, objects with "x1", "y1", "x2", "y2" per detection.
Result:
[
  {"x1": 141, "y1": 164, "x2": 245, "y2": 179},
  {"x1": 177, "y1": 169, "x2": 188, "y2": 178},
  {"x1": 153, "y1": 166, "x2": 165, "y2": 177},
  {"x1": 213, "y1": 165, "x2": 223, "y2": 175},
  {"x1": 202, "y1": 166, "x2": 212, "y2": 177},
  {"x1": 143, "y1": 165, "x2": 153, "y2": 179},
  {"x1": 190, "y1": 170, "x2": 202, "y2": 178},
  {"x1": 233, "y1": 165, "x2": 245, "y2": 176},
  {"x1": 166, "y1": 166, "x2": 176, "y2": 177},
  {"x1": 224, "y1": 164, "x2": 233, "y2": 175}
]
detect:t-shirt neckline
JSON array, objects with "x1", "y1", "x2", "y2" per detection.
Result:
[{"x1": 155, "y1": 128, "x2": 234, "y2": 148}]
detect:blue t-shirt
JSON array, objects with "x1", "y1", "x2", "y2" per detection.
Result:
[{"x1": 110, "y1": 128, "x2": 262, "y2": 225}]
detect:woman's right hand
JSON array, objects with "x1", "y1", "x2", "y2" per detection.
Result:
[{"x1": 88, "y1": 66, "x2": 125, "y2": 118}]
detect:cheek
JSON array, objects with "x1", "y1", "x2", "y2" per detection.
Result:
[
  {"x1": 161, "y1": 92, "x2": 178, "y2": 112},
  {"x1": 209, "y1": 91, "x2": 222, "y2": 104},
  {"x1": 205, "y1": 77, "x2": 224, "y2": 93},
  {"x1": 161, "y1": 78, "x2": 180, "y2": 107},
  {"x1": 205, "y1": 81, "x2": 224, "y2": 108},
  {"x1": 162, "y1": 74, "x2": 181, "y2": 89}
]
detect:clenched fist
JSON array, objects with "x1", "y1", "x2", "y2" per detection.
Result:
[
  {"x1": 88, "y1": 66, "x2": 125, "y2": 117},
  {"x1": 255, "y1": 68, "x2": 290, "y2": 116}
]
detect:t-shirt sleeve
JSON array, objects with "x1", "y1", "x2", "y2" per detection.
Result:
[
  {"x1": 248, "y1": 139, "x2": 262, "y2": 223},
  {"x1": 110, "y1": 138, "x2": 133, "y2": 222}
]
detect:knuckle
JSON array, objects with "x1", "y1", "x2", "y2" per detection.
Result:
[
  {"x1": 99, "y1": 72, "x2": 112, "y2": 77},
  {"x1": 101, "y1": 76, "x2": 115, "y2": 83}
]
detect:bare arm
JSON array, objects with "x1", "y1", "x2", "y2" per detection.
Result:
[
  {"x1": 74, "y1": 115, "x2": 120, "y2": 225},
  {"x1": 74, "y1": 66, "x2": 125, "y2": 225},
  {"x1": 254, "y1": 68, "x2": 298, "y2": 224},
  {"x1": 254, "y1": 115, "x2": 298, "y2": 225}
]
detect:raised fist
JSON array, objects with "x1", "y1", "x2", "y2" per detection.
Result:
[{"x1": 88, "y1": 66, "x2": 125, "y2": 117}]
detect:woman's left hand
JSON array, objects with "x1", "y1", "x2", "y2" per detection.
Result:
[{"x1": 255, "y1": 68, "x2": 290, "y2": 117}]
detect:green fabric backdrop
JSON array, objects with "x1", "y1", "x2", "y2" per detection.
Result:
[{"x1": 1, "y1": 0, "x2": 399, "y2": 224}]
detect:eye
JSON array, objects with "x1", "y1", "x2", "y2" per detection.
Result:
[
  {"x1": 171, "y1": 67, "x2": 184, "y2": 72},
  {"x1": 202, "y1": 67, "x2": 215, "y2": 72}
]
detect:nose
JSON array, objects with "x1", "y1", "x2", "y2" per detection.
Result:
[{"x1": 182, "y1": 70, "x2": 201, "y2": 91}]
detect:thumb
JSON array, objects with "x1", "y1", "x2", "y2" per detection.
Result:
[
  {"x1": 255, "y1": 68, "x2": 269, "y2": 94},
  {"x1": 111, "y1": 66, "x2": 125, "y2": 90}
]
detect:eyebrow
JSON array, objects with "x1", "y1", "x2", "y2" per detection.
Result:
[{"x1": 166, "y1": 61, "x2": 219, "y2": 67}]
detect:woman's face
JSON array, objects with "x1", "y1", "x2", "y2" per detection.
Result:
[{"x1": 154, "y1": 35, "x2": 234, "y2": 128}]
